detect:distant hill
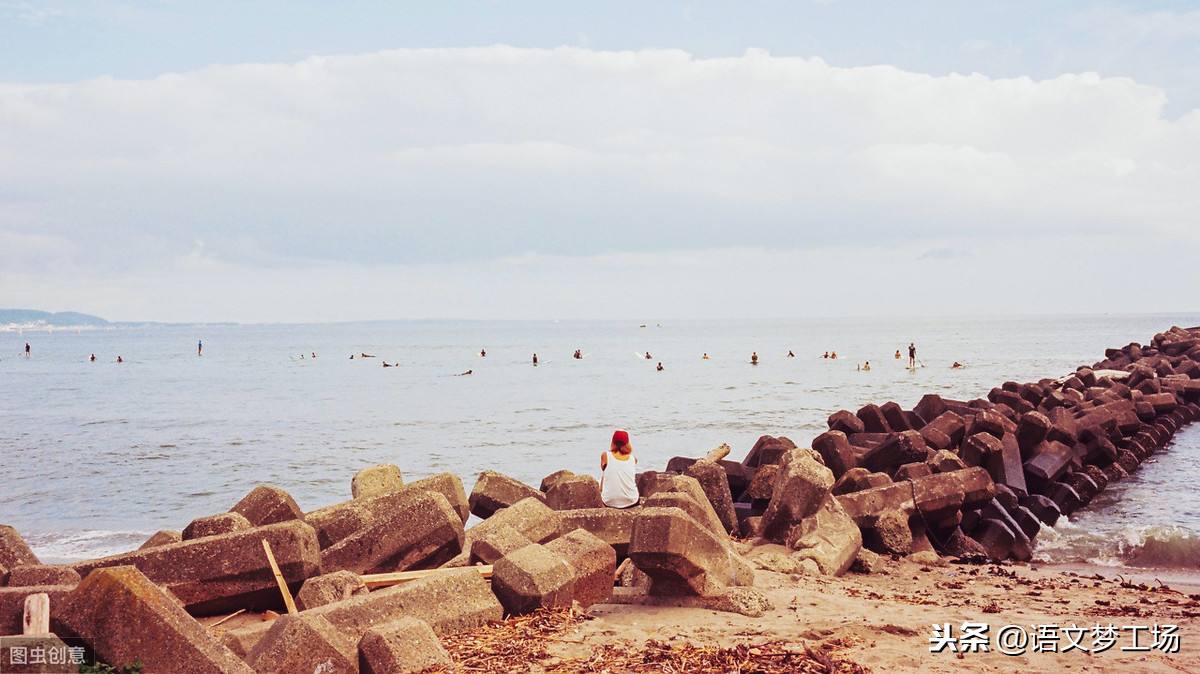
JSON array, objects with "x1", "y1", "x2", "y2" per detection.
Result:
[{"x1": 0, "y1": 309, "x2": 110, "y2": 327}]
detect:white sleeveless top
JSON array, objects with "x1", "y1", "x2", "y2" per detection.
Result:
[{"x1": 601, "y1": 451, "x2": 639, "y2": 508}]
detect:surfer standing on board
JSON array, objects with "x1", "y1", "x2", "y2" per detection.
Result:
[{"x1": 908, "y1": 343, "x2": 917, "y2": 368}]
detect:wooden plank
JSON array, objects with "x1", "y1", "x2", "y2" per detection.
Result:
[
  {"x1": 261, "y1": 539, "x2": 298, "y2": 614},
  {"x1": 361, "y1": 565, "x2": 493, "y2": 590},
  {"x1": 23, "y1": 592, "x2": 50, "y2": 636}
]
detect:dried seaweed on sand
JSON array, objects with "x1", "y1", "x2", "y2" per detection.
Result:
[{"x1": 431, "y1": 608, "x2": 868, "y2": 673}]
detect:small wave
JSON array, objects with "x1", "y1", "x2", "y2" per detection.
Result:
[
  {"x1": 1034, "y1": 520, "x2": 1200, "y2": 569},
  {"x1": 25, "y1": 529, "x2": 155, "y2": 563}
]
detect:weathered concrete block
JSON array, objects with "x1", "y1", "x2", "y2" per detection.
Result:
[
  {"x1": 856, "y1": 404, "x2": 890, "y2": 433},
  {"x1": 741, "y1": 435, "x2": 796, "y2": 468},
  {"x1": 860, "y1": 431, "x2": 928, "y2": 475},
  {"x1": 913, "y1": 394, "x2": 950, "y2": 424},
  {"x1": 306, "y1": 473, "x2": 469, "y2": 548},
  {"x1": 183, "y1": 512, "x2": 253, "y2": 541},
  {"x1": 831, "y1": 467, "x2": 870, "y2": 496},
  {"x1": 926, "y1": 449, "x2": 967, "y2": 474},
  {"x1": 643, "y1": 491, "x2": 726, "y2": 540},
  {"x1": 72, "y1": 520, "x2": 321, "y2": 615},
  {"x1": 683, "y1": 459, "x2": 738, "y2": 534},
  {"x1": 862, "y1": 509, "x2": 913, "y2": 556},
  {"x1": 296, "y1": 570, "x2": 369, "y2": 611},
  {"x1": 492, "y1": 544, "x2": 575, "y2": 615},
  {"x1": 838, "y1": 467, "x2": 994, "y2": 526},
  {"x1": 321, "y1": 490, "x2": 464, "y2": 575},
  {"x1": 628, "y1": 507, "x2": 754, "y2": 596},
  {"x1": 247, "y1": 613, "x2": 357, "y2": 674},
  {"x1": 5, "y1": 565, "x2": 80, "y2": 588},
  {"x1": 971, "y1": 519, "x2": 1016, "y2": 561},
  {"x1": 229, "y1": 486, "x2": 305, "y2": 527},
  {"x1": 307, "y1": 568, "x2": 503, "y2": 639},
  {"x1": 785, "y1": 495, "x2": 862, "y2": 577},
  {"x1": 351, "y1": 463, "x2": 404, "y2": 499},
  {"x1": 812, "y1": 431, "x2": 856, "y2": 479},
  {"x1": 471, "y1": 528, "x2": 534, "y2": 565},
  {"x1": 358, "y1": 616, "x2": 452, "y2": 674},
  {"x1": 827, "y1": 410, "x2": 865, "y2": 437},
  {"x1": 545, "y1": 474, "x2": 604, "y2": 511},
  {"x1": 139, "y1": 530, "x2": 182, "y2": 550},
  {"x1": 880, "y1": 401, "x2": 914, "y2": 432},
  {"x1": 539, "y1": 469, "x2": 575, "y2": 493},
  {"x1": 747, "y1": 463, "x2": 780, "y2": 501},
  {"x1": 557, "y1": 508, "x2": 636, "y2": 558},
  {"x1": 0, "y1": 527, "x2": 39, "y2": 571},
  {"x1": 943, "y1": 528, "x2": 989, "y2": 559},
  {"x1": 1024, "y1": 439, "x2": 1076, "y2": 490},
  {"x1": 545, "y1": 529, "x2": 616, "y2": 608},
  {"x1": 960, "y1": 432, "x2": 1001, "y2": 468},
  {"x1": 467, "y1": 497, "x2": 562, "y2": 549},
  {"x1": 53, "y1": 566, "x2": 253, "y2": 673},
  {"x1": 760, "y1": 449, "x2": 835, "y2": 542},
  {"x1": 0, "y1": 586, "x2": 73, "y2": 636},
  {"x1": 893, "y1": 462, "x2": 932, "y2": 481},
  {"x1": 1018, "y1": 493, "x2": 1062, "y2": 527},
  {"x1": 469, "y1": 470, "x2": 545, "y2": 520}
]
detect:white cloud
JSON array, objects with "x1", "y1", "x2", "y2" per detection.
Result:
[{"x1": 0, "y1": 46, "x2": 1197, "y2": 320}]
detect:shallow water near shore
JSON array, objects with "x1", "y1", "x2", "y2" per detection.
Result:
[{"x1": 2, "y1": 313, "x2": 1199, "y2": 566}]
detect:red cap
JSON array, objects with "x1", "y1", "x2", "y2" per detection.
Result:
[{"x1": 612, "y1": 429, "x2": 629, "y2": 446}]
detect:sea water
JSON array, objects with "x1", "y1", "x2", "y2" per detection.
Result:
[{"x1": 2, "y1": 314, "x2": 1198, "y2": 566}]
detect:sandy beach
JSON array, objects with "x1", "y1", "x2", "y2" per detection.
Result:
[{"x1": 204, "y1": 555, "x2": 1200, "y2": 673}]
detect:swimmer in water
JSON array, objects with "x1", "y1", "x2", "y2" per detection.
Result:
[
  {"x1": 645, "y1": 352, "x2": 652, "y2": 359},
  {"x1": 457, "y1": 369, "x2": 473, "y2": 376},
  {"x1": 702, "y1": 353, "x2": 709, "y2": 359},
  {"x1": 895, "y1": 350, "x2": 901, "y2": 359},
  {"x1": 115, "y1": 356, "x2": 123, "y2": 363},
  {"x1": 787, "y1": 350, "x2": 795, "y2": 357},
  {"x1": 480, "y1": 349, "x2": 486, "y2": 357},
  {"x1": 533, "y1": 353, "x2": 538, "y2": 365},
  {"x1": 951, "y1": 361, "x2": 964, "y2": 369},
  {"x1": 656, "y1": 362, "x2": 664, "y2": 371},
  {"x1": 863, "y1": 361, "x2": 871, "y2": 371},
  {"x1": 89, "y1": 354, "x2": 96, "y2": 362},
  {"x1": 751, "y1": 352, "x2": 758, "y2": 364}
]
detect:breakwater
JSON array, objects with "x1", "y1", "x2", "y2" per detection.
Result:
[{"x1": 1, "y1": 324, "x2": 1198, "y2": 671}]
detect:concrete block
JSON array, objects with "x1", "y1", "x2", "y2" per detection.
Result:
[
  {"x1": 860, "y1": 431, "x2": 928, "y2": 475},
  {"x1": 296, "y1": 570, "x2": 369, "y2": 611},
  {"x1": 683, "y1": 459, "x2": 738, "y2": 534},
  {"x1": 5, "y1": 566, "x2": 80, "y2": 589},
  {"x1": 247, "y1": 613, "x2": 356, "y2": 674},
  {"x1": 351, "y1": 463, "x2": 404, "y2": 499},
  {"x1": 827, "y1": 410, "x2": 865, "y2": 436},
  {"x1": 72, "y1": 520, "x2": 321, "y2": 616},
  {"x1": 183, "y1": 512, "x2": 253, "y2": 541},
  {"x1": 0, "y1": 527, "x2": 39, "y2": 571},
  {"x1": 53, "y1": 566, "x2": 252, "y2": 673},
  {"x1": 539, "y1": 469, "x2": 575, "y2": 493},
  {"x1": 471, "y1": 528, "x2": 534, "y2": 566},
  {"x1": 492, "y1": 544, "x2": 575, "y2": 615},
  {"x1": 811, "y1": 431, "x2": 856, "y2": 479},
  {"x1": 469, "y1": 470, "x2": 545, "y2": 520},
  {"x1": 856, "y1": 404, "x2": 890, "y2": 433},
  {"x1": 785, "y1": 495, "x2": 862, "y2": 576},
  {"x1": 306, "y1": 473, "x2": 469, "y2": 548},
  {"x1": 358, "y1": 616, "x2": 451, "y2": 674},
  {"x1": 545, "y1": 474, "x2": 604, "y2": 511},
  {"x1": 628, "y1": 507, "x2": 754, "y2": 596},
  {"x1": 545, "y1": 529, "x2": 617, "y2": 608},
  {"x1": 320, "y1": 490, "x2": 464, "y2": 575},
  {"x1": 229, "y1": 486, "x2": 305, "y2": 527},
  {"x1": 0, "y1": 587, "x2": 73, "y2": 636},
  {"x1": 138, "y1": 530, "x2": 182, "y2": 550},
  {"x1": 557, "y1": 508, "x2": 636, "y2": 559},
  {"x1": 760, "y1": 449, "x2": 835, "y2": 542}
]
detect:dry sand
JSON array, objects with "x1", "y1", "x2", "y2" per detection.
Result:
[
  {"x1": 575, "y1": 558, "x2": 1200, "y2": 673},
  {"x1": 210, "y1": 556, "x2": 1200, "y2": 672}
]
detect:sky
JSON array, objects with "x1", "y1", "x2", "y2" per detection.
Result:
[{"x1": 2, "y1": 1, "x2": 1199, "y2": 323}]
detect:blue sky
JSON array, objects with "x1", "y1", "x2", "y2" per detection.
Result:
[{"x1": 2, "y1": 1, "x2": 1199, "y2": 322}]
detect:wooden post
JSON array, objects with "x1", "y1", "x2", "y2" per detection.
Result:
[
  {"x1": 261, "y1": 539, "x2": 298, "y2": 614},
  {"x1": 361, "y1": 565, "x2": 493, "y2": 590},
  {"x1": 705, "y1": 443, "x2": 732, "y2": 463},
  {"x1": 23, "y1": 592, "x2": 50, "y2": 636}
]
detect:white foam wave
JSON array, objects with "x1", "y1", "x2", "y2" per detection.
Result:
[
  {"x1": 25, "y1": 530, "x2": 155, "y2": 563},
  {"x1": 1033, "y1": 519, "x2": 1200, "y2": 569}
]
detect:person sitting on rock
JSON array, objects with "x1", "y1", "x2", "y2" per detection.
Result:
[{"x1": 600, "y1": 430, "x2": 639, "y2": 509}]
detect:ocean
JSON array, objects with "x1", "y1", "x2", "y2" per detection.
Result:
[{"x1": 2, "y1": 314, "x2": 1198, "y2": 568}]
